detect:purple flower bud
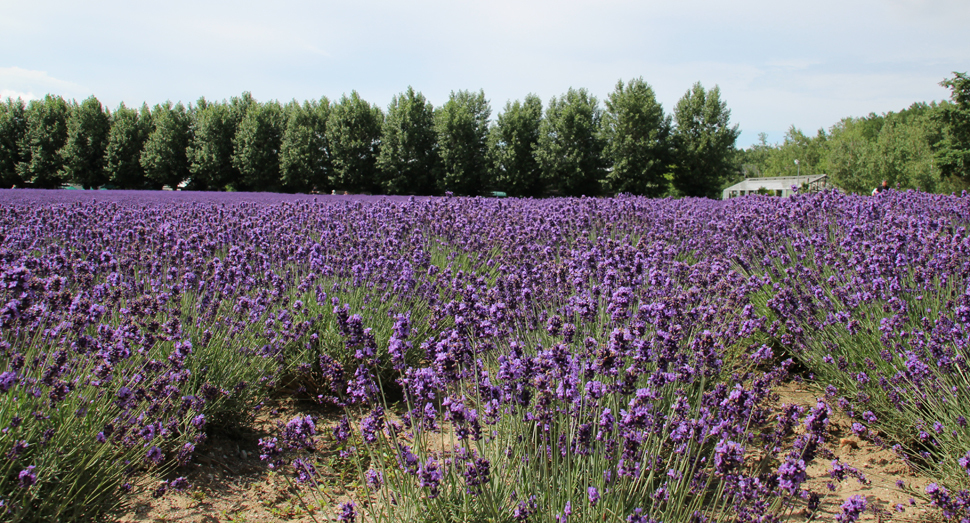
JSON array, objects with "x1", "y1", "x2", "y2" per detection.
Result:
[
  {"x1": 18, "y1": 465, "x2": 37, "y2": 488},
  {"x1": 338, "y1": 501, "x2": 356, "y2": 522}
]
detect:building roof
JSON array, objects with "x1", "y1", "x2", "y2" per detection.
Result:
[
  {"x1": 724, "y1": 174, "x2": 827, "y2": 191},
  {"x1": 721, "y1": 174, "x2": 829, "y2": 199}
]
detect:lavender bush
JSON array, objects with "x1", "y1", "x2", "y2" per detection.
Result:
[{"x1": 2, "y1": 188, "x2": 968, "y2": 521}]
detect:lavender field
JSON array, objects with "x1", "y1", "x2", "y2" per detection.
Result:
[{"x1": 2, "y1": 188, "x2": 969, "y2": 522}]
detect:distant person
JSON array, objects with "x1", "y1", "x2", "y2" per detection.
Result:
[{"x1": 872, "y1": 179, "x2": 889, "y2": 195}]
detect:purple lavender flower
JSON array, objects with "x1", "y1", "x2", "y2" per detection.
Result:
[
  {"x1": 777, "y1": 457, "x2": 807, "y2": 495},
  {"x1": 419, "y1": 458, "x2": 443, "y2": 498},
  {"x1": 365, "y1": 468, "x2": 383, "y2": 488},
  {"x1": 18, "y1": 465, "x2": 37, "y2": 488},
  {"x1": 6, "y1": 440, "x2": 28, "y2": 460},
  {"x1": 713, "y1": 439, "x2": 744, "y2": 474},
  {"x1": 0, "y1": 371, "x2": 17, "y2": 392},
  {"x1": 464, "y1": 457, "x2": 490, "y2": 493},
  {"x1": 333, "y1": 416, "x2": 352, "y2": 442},
  {"x1": 292, "y1": 458, "x2": 317, "y2": 483},
  {"x1": 836, "y1": 495, "x2": 867, "y2": 523},
  {"x1": 146, "y1": 445, "x2": 164, "y2": 465},
  {"x1": 587, "y1": 486, "x2": 600, "y2": 506},
  {"x1": 169, "y1": 477, "x2": 190, "y2": 491},
  {"x1": 338, "y1": 501, "x2": 356, "y2": 522}
]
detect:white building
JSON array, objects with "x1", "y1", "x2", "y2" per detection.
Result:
[{"x1": 722, "y1": 174, "x2": 829, "y2": 199}]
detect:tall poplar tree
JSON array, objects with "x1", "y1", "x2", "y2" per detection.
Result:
[
  {"x1": 61, "y1": 95, "x2": 110, "y2": 189},
  {"x1": 601, "y1": 78, "x2": 671, "y2": 197},
  {"x1": 280, "y1": 98, "x2": 332, "y2": 193},
  {"x1": 536, "y1": 88, "x2": 605, "y2": 197},
  {"x1": 188, "y1": 98, "x2": 238, "y2": 191},
  {"x1": 670, "y1": 83, "x2": 739, "y2": 198},
  {"x1": 326, "y1": 91, "x2": 383, "y2": 193},
  {"x1": 489, "y1": 94, "x2": 543, "y2": 197},
  {"x1": 435, "y1": 89, "x2": 490, "y2": 196},
  {"x1": 0, "y1": 98, "x2": 27, "y2": 188},
  {"x1": 935, "y1": 72, "x2": 970, "y2": 184},
  {"x1": 141, "y1": 101, "x2": 191, "y2": 190},
  {"x1": 232, "y1": 100, "x2": 285, "y2": 192},
  {"x1": 377, "y1": 87, "x2": 439, "y2": 195},
  {"x1": 104, "y1": 103, "x2": 151, "y2": 189},
  {"x1": 18, "y1": 94, "x2": 71, "y2": 188}
]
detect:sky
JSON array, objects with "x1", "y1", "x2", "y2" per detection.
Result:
[{"x1": 2, "y1": 0, "x2": 968, "y2": 148}]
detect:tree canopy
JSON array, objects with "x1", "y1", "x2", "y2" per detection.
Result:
[
  {"x1": 601, "y1": 78, "x2": 671, "y2": 197},
  {"x1": 378, "y1": 87, "x2": 439, "y2": 195},
  {"x1": 326, "y1": 91, "x2": 383, "y2": 194},
  {"x1": 671, "y1": 83, "x2": 739, "y2": 198},
  {"x1": 435, "y1": 90, "x2": 491, "y2": 196},
  {"x1": 3, "y1": 75, "x2": 968, "y2": 197},
  {"x1": 489, "y1": 94, "x2": 544, "y2": 197},
  {"x1": 537, "y1": 88, "x2": 605, "y2": 197},
  {"x1": 61, "y1": 96, "x2": 110, "y2": 189}
]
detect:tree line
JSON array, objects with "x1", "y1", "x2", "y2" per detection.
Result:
[
  {"x1": 3, "y1": 73, "x2": 967, "y2": 198},
  {"x1": 737, "y1": 72, "x2": 970, "y2": 195},
  {"x1": 0, "y1": 79, "x2": 741, "y2": 198}
]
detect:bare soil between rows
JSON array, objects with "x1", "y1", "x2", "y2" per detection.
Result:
[{"x1": 119, "y1": 383, "x2": 942, "y2": 523}]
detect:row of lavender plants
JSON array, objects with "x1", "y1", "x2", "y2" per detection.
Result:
[{"x1": 0, "y1": 188, "x2": 966, "y2": 522}]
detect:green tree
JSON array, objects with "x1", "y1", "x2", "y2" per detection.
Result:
[
  {"x1": 326, "y1": 91, "x2": 383, "y2": 194},
  {"x1": 935, "y1": 72, "x2": 970, "y2": 184},
  {"x1": 435, "y1": 89, "x2": 491, "y2": 196},
  {"x1": 377, "y1": 87, "x2": 439, "y2": 195},
  {"x1": 187, "y1": 98, "x2": 238, "y2": 191},
  {"x1": 280, "y1": 98, "x2": 332, "y2": 193},
  {"x1": 826, "y1": 117, "x2": 878, "y2": 194},
  {"x1": 232, "y1": 99, "x2": 285, "y2": 192},
  {"x1": 761, "y1": 126, "x2": 828, "y2": 178},
  {"x1": 536, "y1": 87, "x2": 605, "y2": 197},
  {"x1": 670, "y1": 83, "x2": 740, "y2": 198},
  {"x1": 17, "y1": 94, "x2": 71, "y2": 188},
  {"x1": 0, "y1": 98, "x2": 27, "y2": 188},
  {"x1": 872, "y1": 108, "x2": 942, "y2": 192},
  {"x1": 105, "y1": 103, "x2": 151, "y2": 189},
  {"x1": 489, "y1": 94, "x2": 543, "y2": 197},
  {"x1": 141, "y1": 101, "x2": 191, "y2": 190},
  {"x1": 61, "y1": 95, "x2": 110, "y2": 189},
  {"x1": 736, "y1": 132, "x2": 775, "y2": 179},
  {"x1": 600, "y1": 78, "x2": 671, "y2": 197},
  {"x1": 826, "y1": 104, "x2": 947, "y2": 194}
]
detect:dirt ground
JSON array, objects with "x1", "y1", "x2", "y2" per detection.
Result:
[
  {"x1": 118, "y1": 383, "x2": 942, "y2": 523},
  {"x1": 776, "y1": 384, "x2": 937, "y2": 522}
]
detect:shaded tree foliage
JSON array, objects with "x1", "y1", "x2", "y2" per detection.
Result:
[
  {"x1": 105, "y1": 103, "x2": 151, "y2": 189},
  {"x1": 280, "y1": 98, "x2": 332, "y2": 193},
  {"x1": 61, "y1": 96, "x2": 110, "y2": 189},
  {"x1": 671, "y1": 83, "x2": 739, "y2": 198},
  {"x1": 141, "y1": 101, "x2": 191, "y2": 190},
  {"x1": 601, "y1": 78, "x2": 671, "y2": 197},
  {"x1": 187, "y1": 98, "x2": 238, "y2": 191},
  {"x1": 537, "y1": 88, "x2": 605, "y2": 197},
  {"x1": 0, "y1": 98, "x2": 27, "y2": 188},
  {"x1": 18, "y1": 94, "x2": 71, "y2": 188},
  {"x1": 489, "y1": 94, "x2": 543, "y2": 197},
  {"x1": 825, "y1": 105, "x2": 947, "y2": 194},
  {"x1": 326, "y1": 91, "x2": 383, "y2": 193},
  {"x1": 232, "y1": 100, "x2": 284, "y2": 192},
  {"x1": 435, "y1": 90, "x2": 490, "y2": 196},
  {"x1": 935, "y1": 72, "x2": 970, "y2": 184},
  {"x1": 378, "y1": 87, "x2": 439, "y2": 195}
]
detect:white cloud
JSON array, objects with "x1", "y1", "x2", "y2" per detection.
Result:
[
  {"x1": 0, "y1": 90, "x2": 38, "y2": 102},
  {"x1": 0, "y1": 67, "x2": 86, "y2": 99}
]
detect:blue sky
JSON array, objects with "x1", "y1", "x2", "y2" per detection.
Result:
[{"x1": 2, "y1": 0, "x2": 967, "y2": 147}]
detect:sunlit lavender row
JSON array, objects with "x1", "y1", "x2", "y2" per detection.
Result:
[{"x1": 1, "y1": 188, "x2": 969, "y2": 522}]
